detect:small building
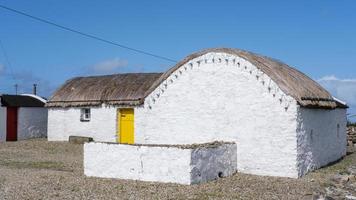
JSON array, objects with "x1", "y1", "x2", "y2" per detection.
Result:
[
  {"x1": 47, "y1": 48, "x2": 348, "y2": 178},
  {"x1": 0, "y1": 94, "x2": 48, "y2": 141}
]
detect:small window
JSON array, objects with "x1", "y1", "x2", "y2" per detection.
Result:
[
  {"x1": 80, "y1": 108, "x2": 91, "y2": 121},
  {"x1": 337, "y1": 124, "x2": 340, "y2": 138}
]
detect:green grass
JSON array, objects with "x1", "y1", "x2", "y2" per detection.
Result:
[
  {"x1": 313, "y1": 153, "x2": 356, "y2": 175},
  {"x1": 0, "y1": 160, "x2": 71, "y2": 172}
]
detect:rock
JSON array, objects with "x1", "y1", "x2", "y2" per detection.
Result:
[
  {"x1": 314, "y1": 194, "x2": 336, "y2": 200},
  {"x1": 347, "y1": 145, "x2": 355, "y2": 154},
  {"x1": 330, "y1": 174, "x2": 350, "y2": 185},
  {"x1": 69, "y1": 136, "x2": 93, "y2": 144},
  {"x1": 346, "y1": 195, "x2": 356, "y2": 200},
  {"x1": 348, "y1": 166, "x2": 356, "y2": 175},
  {"x1": 313, "y1": 195, "x2": 323, "y2": 200}
]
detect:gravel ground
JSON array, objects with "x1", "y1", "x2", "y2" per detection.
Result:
[{"x1": 0, "y1": 139, "x2": 355, "y2": 200}]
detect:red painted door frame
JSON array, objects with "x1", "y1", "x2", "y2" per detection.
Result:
[{"x1": 6, "y1": 107, "x2": 18, "y2": 141}]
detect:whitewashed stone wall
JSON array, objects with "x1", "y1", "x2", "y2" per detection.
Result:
[
  {"x1": 84, "y1": 142, "x2": 237, "y2": 184},
  {"x1": 48, "y1": 105, "x2": 118, "y2": 142},
  {"x1": 17, "y1": 107, "x2": 48, "y2": 140},
  {"x1": 0, "y1": 107, "x2": 6, "y2": 142},
  {"x1": 135, "y1": 52, "x2": 300, "y2": 178},
  {"x1": 296, "y1": 107, "x2": 347, "y2": 176}
]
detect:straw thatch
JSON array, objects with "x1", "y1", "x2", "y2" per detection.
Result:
[
  {"x1": 46, "y1": 73, "x2": 162, "y2": 107},
  {"x1": 144, "y1": 48, "x2": 347, "y2": 109},
  {"x1": 47, "y1": 48, "x2": 347, "y2": 109}
]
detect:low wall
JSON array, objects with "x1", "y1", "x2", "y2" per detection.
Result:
[{"x1": 84, "y1": 142, "x2": 237, "y2": 185}]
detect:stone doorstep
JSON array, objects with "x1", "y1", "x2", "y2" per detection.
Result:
[{"x1": 69, "y1": 136, "x2": 94, "y2": 144}]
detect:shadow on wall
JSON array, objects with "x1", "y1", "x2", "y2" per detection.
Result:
[{"x1": 296, "y1": 108, "x2": 347, "y2": 177}]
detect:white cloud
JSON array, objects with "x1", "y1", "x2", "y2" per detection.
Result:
[
  {"x1": 318, "y1": 75, "x2": 338, "y2": 81},
  {"x1": 89, "y1": 58, "x2": 128, "y2": 75},
  {"x1": 317, "y1": 75, "x2": 356, "y2": 114},
  {"x1": 318, "y1": 75, "x2": 356, "y2": 83},
  {"x1": 317, "y1": 75, "x2": 356, "y2": 119}
]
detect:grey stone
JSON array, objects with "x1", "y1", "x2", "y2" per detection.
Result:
[
  {"x1": 346, "y1": 195, "x2": 356, "y2": 200},
  {"x1": 348, "y1": 166, "x2": 356, "y2": 175},
  {"x1": 69, "y1": 136, "x2": 93, "y2": 144},
  {"x1": 330, "y1": 174, "x2": 350, "y2": 185}
]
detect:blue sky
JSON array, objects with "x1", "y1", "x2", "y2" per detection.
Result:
[{"x1": 0, "y1": 0, "x2": 355, "y2": 119}]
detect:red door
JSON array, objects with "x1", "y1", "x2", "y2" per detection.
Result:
[{"x1": 6, "y1": 107, "x2": 18, "y2": 141}]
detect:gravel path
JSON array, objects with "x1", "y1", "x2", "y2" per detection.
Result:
[{"x1": 0, "y1": 139, "x2": 354, "y2": 200}]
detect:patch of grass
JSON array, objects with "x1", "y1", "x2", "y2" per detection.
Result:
[
  {"x1": 0, "y1": 160, "x2": 71, "y2": 172},
  {"x1": 313, "y1": 153, "x2": 356, "y2": 175},
  {"x1": 115, "y1": 185, "x2": 124, "y2": 191}
]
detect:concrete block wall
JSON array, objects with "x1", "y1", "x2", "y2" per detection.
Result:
[{"x1": 84, "y1": 142, "x2": 237, "y2": 184}]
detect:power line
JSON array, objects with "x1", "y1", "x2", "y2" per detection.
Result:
[{"x1": 0, "y1": 4, "x2": 177, "y2": 63}]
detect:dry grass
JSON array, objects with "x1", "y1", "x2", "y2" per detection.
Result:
[
  {"x1": 0, "y1": 139, "x2": 354, "y2": 200},
  {"x1": 46, "y1": 73, "x2": 163, "y2": 107}
]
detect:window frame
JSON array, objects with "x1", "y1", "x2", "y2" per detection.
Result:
[{"x1": 80, "y1": 108, "x2": 91, "y2": 122}]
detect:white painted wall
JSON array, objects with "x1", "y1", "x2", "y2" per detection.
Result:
[
  {"x1": 17, "y1": 107, "x2": 48, "y2": 140},
  {"x1": 84, "y1": 142, "x2": 237, "y2": 184},
  {"x1": 0, "y1": 107, "x2": 6, "y2": 142},
  {"x1": 84, "y1": 142, "x2": 192, "y2": 184},
  {"x1": 135, "y1": 52, "x2": 299, "y2": 178},
  {"x1": 48, "y1": 105, "x2": 117, "y2": 142},
  {"x1": 296, "y1": 107, "x2": 347, "y2": 177}
]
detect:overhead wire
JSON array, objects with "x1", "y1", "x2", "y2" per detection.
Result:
[{"x1": 0, "y1": 4, "x2": 177, "y2": 63}]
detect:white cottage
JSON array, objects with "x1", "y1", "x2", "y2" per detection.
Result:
[
  {"x1": 47, "y1": 48, "x2": 348, "y2": 178},
  {"x1": 0, "y1": 94, "x2": 48, "y2": 141}
]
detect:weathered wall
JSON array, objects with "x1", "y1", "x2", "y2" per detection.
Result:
[
  {"x1": 190, "y1": 143, "x2": 237, "y2": 184},
  {"x1": 17, "y1": 107, "x2": 48, "y2": 140},
  {"x1": 0, "y1": 107, "x2": 6, "y2": 142},
  {"x1": 84, "y1": 142, "x2": 192, "y2": 184},
  {"x1": 296, "y1": 107, "x2": 347, "y2": 177},
  {"x1": 48, "y1": 105, "x2": 117, "y2": 142},
  {"x1": 84, "y1": 142, "x2": 237, "y2": 184},
  {"x1": 135, "y1": 52, "x2": 299, "y2": 178}
]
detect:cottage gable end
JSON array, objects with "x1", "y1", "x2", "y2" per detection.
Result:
[{"x1": 143, "y1": 52, "x2": 296, "y2": 112}]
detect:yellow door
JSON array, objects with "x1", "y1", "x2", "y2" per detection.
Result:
[{"x1": 118, "y1": 108, "x2": 134, "y2": 144}]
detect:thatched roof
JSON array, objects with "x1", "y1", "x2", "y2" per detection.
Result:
[
  {"x1": 46, "y1": 73, "x2": 162, "y2": 107},
  {"x1": 47, "y1": 48, "x2": 347, "y2": 109}
]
